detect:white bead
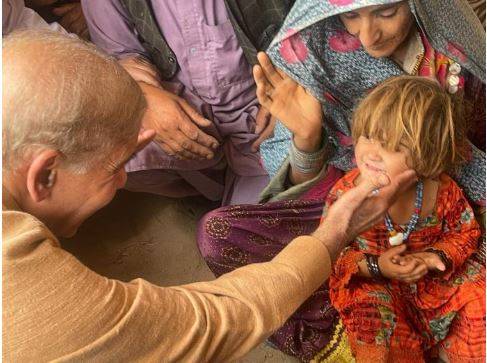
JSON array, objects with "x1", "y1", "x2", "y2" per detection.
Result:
[
  {"x1": 449, "y1": 62, "x2": 461, "y2": 75},
  {"x1": 448, "y1": 84, "x2": 459, "y2": 94},
  {"x1": 389, "y1": 232, "x2": 404, "y2": 246},
  {"x1": 448, "y1": 74, "x2": 460, "y2": 87}
]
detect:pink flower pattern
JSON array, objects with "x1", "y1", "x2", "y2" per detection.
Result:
[
  {"x1": 329, "y1": 0, "x2": 355, "y2": 5},
  {"x1": 279, "y1": 29, "x2": 309, "y2": 64},
  {"x1": 328, "y1": 29, "x2": 361, "y2": 53}
]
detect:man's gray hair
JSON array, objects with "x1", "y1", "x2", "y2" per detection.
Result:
[{"x1": 3, "y1": 30, "x2": 146, "y2": 173}]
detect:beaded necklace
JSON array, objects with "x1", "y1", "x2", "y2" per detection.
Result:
[{"x1": 385, "y1": 180, "x2": 424, "y2": 246}]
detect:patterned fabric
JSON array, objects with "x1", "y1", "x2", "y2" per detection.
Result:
[
  {"x1": 328, "y1": 170, "x2": 485, "y2": 362},
  {"x1": 260, "y1": 0, "x2": 486, "y2": 205},
  {"x1": 198, "y1": 173, "x2": 344, "y2": 362}
]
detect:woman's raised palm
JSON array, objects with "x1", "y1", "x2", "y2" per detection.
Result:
[{"x1": 253, "y1": 52, "x2": 323, "y2": 140}]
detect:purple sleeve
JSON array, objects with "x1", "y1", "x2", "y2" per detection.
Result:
[{"x1": 81, "y1": 0, "x2": 148, "y2": 58}]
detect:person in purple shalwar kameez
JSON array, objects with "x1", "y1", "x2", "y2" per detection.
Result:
[{"x1": 81, "y1": 0, "x2": 292, "y2": 205}]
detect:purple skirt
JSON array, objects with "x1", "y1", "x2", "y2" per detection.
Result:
[{"x1": 197, "y1": 167, "x2": 344, "y2": 361}]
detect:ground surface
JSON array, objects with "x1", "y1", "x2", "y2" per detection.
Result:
[{"x1": 62, "y1": 190, "x2": 297, "y2": 362}]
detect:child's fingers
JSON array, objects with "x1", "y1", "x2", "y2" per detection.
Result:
[
  {"x1": 391, "y1": 254, "x2": 410, "y2": 265},
  {"x1": 393, "y1": 258, "x2": 423, "y2": 275}
]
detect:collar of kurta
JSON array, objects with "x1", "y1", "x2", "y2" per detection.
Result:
[{"x1": 2, "y1": 184, "x2": 21, "y2": 212}]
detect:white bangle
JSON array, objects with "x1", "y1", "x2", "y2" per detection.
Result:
[{"x1": 289, "y1": 139, "x2": 326, "y2": 174}]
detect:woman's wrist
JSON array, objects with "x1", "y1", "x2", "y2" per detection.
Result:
[
  {"x1": 293, "y1": 132, "x2": 322, "y2": 153},
  {"x1": 289, "y1": 135, "x2": 327, "y2": 176}
]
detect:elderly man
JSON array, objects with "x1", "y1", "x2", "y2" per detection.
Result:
[{"x1": 3, "y1": 30, "x2": 417, "y2": 362}]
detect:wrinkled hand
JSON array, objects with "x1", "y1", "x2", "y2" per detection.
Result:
[
  {"x1": 52, "y1": 3, "x2": 89, "y2": 39},
  {"x1": 379, "y1": 245, "x2": 428, "y2": 283},
  {"x1": 313, "y1": 170, "x2": 417, "y2": 260},
  {"x1": 141, "y1": 84, "x2": 219, "y2": 160},
  {"x1": 119, "y1": 56, "x2": 162, "y2": 88},
  {"x1": 253, "y1": 52, "x2": 323, "y2": 151},
  {"x1": 251, "y1": 107, "x2": 276, "y2": 152}
]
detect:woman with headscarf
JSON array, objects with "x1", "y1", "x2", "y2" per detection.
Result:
[{"x1": 198, "y1": 1, "x2": 485, "y2": 361}]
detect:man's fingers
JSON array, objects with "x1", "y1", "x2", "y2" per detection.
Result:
[
  {"x1": 257, "y1": 52, "x2": 283, "y2": 87},
  {"x1": 179, "y1": 101, "x2": 212, "y2": 128},
  {"x1": 251, "y1": 117, "x2": 276, "y2": 152},
  {"x1": 379, "y1": 170, "x2": 418, "y2": 204},
  {"x1": 160, "y1": 138, "x2": 198, "y2": 159},
  {"x1": 178, "y1": 119, "x2": 218, "y2": 150},
  {"x1": 336, "y1": 177, "x2": 387, "y2": 214},
  {"x1": 173, "y1": 133, "x2": 215, "y2": 159},
  {"x1": 158, "y1": 142, "x2": 176, "y2": 157},
  {"x1": 135, "y1": 129, "x2": 156, "y2": 153}
]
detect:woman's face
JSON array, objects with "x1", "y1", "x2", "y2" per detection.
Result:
[{"x1": 338, "y1": 1, "x2": 414, "y2": 58}]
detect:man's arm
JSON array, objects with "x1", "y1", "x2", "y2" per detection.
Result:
[
  {"x1": 4, "y1": 210, "x2": 330, "y2": 362},
  {"x1": 4, "y1": 171, "x2": 415, "y2": 362}
]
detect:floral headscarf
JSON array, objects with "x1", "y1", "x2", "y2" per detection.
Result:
[{"x1": 260, "y1": 0, "x2": 485, "y2": 204}]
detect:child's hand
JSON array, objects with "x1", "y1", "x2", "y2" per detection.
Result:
[
  {"x1": 405, "y1": 252, "x2": 446, "y2": 272},
  {"x1": 378, "y1": 245, "x2": 428, "y2": 283}
]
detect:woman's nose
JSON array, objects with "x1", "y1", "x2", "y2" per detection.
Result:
[{"x1": 358, "y1": 19, "x2": 380, "y2": 48}]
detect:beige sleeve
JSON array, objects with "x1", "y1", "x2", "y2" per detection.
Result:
[{"x1": 3, "y1": 210, "x2": 331, "y2": 363}]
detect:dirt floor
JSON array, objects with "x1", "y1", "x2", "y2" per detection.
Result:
[{"x1": 62, "y1": 190, "x2": 297, "y2": 362}]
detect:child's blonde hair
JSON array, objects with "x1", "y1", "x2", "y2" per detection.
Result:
[{"x1": 352, "y1": 75, "x2": 466, "y2": 178}]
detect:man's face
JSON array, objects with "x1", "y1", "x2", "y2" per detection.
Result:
[
  {"x1": 51, "y1": 147, "x2": 134, "y2": 237},
  {"x1": 338, "y1": 1, "x2": 413, "y2": 58},
  {"x1": 355, "y1": 136, "x2": 410, "y2": 184}
]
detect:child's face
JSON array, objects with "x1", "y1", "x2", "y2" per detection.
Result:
[{"x1": 355, "y1": 136, "x2": 410, "y2": 183}]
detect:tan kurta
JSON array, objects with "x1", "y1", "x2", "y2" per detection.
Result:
[{"x1": 2, "y1": 190, "x2": 332, "y2": 362}]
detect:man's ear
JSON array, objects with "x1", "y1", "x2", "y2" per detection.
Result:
[{"x1": 26, "y1": 149, "x2": 62, "y2": 203}]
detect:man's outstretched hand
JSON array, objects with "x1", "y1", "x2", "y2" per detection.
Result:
[{"x1": 313, "y1": 170, "x2": 418, "y2": 261}]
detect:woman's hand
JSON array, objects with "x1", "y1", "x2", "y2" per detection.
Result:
[{"x1": 253, "y1": 52, "x2": 323, "y2": 152}]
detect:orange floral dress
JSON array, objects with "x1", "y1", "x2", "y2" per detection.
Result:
[{"x1": 326, "y1": 169, "x2": 485, "y2": 363}]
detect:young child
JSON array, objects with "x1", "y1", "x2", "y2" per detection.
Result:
[{"x1": 325, "y1": 76, "x2": 485, "y2": 363}]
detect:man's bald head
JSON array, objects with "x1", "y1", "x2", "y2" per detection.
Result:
[{"x1": 3, "y1": 30, "x2": 146, "y2": 173}]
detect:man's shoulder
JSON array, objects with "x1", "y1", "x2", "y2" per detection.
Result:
[{"x1": 3, "y1": 206, "x2": 60, "y2": 259}]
